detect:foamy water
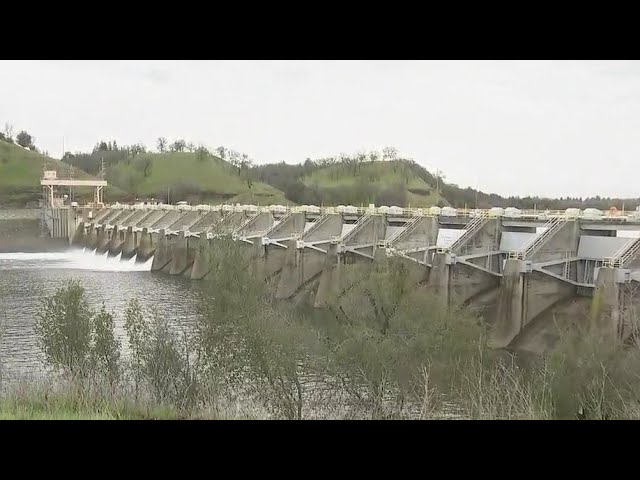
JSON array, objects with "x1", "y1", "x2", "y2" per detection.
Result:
[{"x1": 0, "y1": 248, "x2": 153, "y2": 272}]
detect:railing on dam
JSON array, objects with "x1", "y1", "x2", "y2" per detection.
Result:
[
  {"x1": 603, "y1": 236, "x2": 640, "y2": 268},
  {"x1": 75, "y1": 202, "x2": 640, "y2": 223}
]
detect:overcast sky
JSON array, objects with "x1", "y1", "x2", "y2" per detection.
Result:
[{"x1": 1, "y1": 60, "x2": 639, "y2": 199}]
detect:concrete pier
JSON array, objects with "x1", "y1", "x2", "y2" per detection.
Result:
[
  {"x1": 122, "y1": 226, "x2": 137, "y2": 259},
  {"x1": 169, "y1": 231, "x2": 195, "y2": 275},
  {"x1": 258, "y1": 212, "x2": 306, "y2": 280},
  {"x1": 191, "y1": 236, "x2": 212, "y2": 280},
  {"x1": 151, "y1": 229, "x2": 174, "y2": 272},
  {"x1": 87, "y1": 223, "x2": 99, "y2": 249},
  {"x1": 315, "y1": 214, "x2": 387, "y2": 307},
  {"x1": 137, "y1": 227, "x2": 155, "y2": 262},
  {"x1": 96, "y1": 225, "x2": 110, "y2": 253},
  {"x1": 276, "y1": 213, "x2": 344, "y2": 299},
  {"x1": 106, "y1": 225, "x2": 125, "y2": 255}
]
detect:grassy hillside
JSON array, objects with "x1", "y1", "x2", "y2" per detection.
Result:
[
  {"x1": 0, "y1": 140, "x2": 112, "y2": 206},
  {"x1": 107, "y1": 152, "x2": 289, "y2": 205},
  {"x1": 303, "y1": 161, "x2": 447, "y2": 207},
  {"x1": 254, "y1": 159, "x2": 449, "y2": 208},
  {"x1": 0, "y1": 140, "x2": 130, "y2": 206}
]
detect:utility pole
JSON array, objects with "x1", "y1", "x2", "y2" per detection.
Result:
[{"x1": 475, "y1": 177, "x2": 478, "y2": 210}]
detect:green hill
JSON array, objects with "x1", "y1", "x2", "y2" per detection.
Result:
[
  {"x1": 106, "y1": 152, "x2": 289, "y2": 205},
  {"x1": 302, "y1": 161, "x2": 448, "y2": 207},
  {"x1": 253, "y1": 159, "x2": 449, "y2": 208},
  {"x1": 0, "y1": 140, "x2": 127, "y2": 206}
]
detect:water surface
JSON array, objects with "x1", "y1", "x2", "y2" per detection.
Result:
[{"x1": 0, "y1": 249, "x2": 199, "y2": 379}]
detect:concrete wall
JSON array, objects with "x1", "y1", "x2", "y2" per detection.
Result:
[
  {"x1": 528, "y1": 220, "x2": 580, "y2": 262},
  {"x1": 452, "y1": 218, "x2": 501, "y2": 257},
  {"x1": 450, "y1": 262, "x2": 501, "y2": 306}
]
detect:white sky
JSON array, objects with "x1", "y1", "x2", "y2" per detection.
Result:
[{"x1": 1, "y1": 60, "x2": 639, "y2": 198}]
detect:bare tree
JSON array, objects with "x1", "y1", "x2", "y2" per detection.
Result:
[
  {"x1": 228, "y1": 150, "x2": 241, "y2": 174},
  {"x1": 3, "y1": 123, "x2": 14, "y2": 141},
  {"x1": 157, "y1": 137, "x2": 167, "y2": 153},
  {"x1": 240, "y1": 155, "x2": 254, "y2": 187},
  {"x1": 170, "y1": 139, "x2": 186, "y2": 153},
  {"x1": 382, "y1": 146, "x2": 398, "y2": 162}
]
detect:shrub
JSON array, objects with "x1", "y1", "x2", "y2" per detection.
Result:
[
  {"x1": 91, "y1": 305, "x2": 121, "y2": 385},
  {"x1": 35, "y1": 280, "x2": 93, "y2": 376},
  {"x1": 124, "y1": 299, "x2": 196, "y2": 409}
]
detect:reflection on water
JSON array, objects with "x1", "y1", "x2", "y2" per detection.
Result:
[{"x1": 0, "y1": 248, "x2": 200, "y2": 379}]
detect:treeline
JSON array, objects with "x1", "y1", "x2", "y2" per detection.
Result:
[
  {"x1": 62, "y1": 140, "x2": 151, "y2": 176},
  {"x1": 442, "y1": 182, "x2": 640, "y2": 211},
  {"x1": 0, "y1": 122, "x2": 39, "y2": 152}
]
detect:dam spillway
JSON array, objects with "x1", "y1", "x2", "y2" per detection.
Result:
[{"x1": 39, "y1": 203, "x2": 640, "y2": 353}]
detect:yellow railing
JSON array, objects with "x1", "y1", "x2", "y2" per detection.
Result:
[{"x1": 70, "y1": 203, "x2": 640, "y2": 221}]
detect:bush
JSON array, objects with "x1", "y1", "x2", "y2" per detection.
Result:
[
  {"x1": 195, "y1": 238, "x2": 322, "y2": 419},
  {"x1": 35, "y1": 281, "x2": 122, "y2": 384},
  {"x1": 124, "y1": 299, "x2": 196, "y2": 409},
  {"x1": 91, "y1": 305, "x2": 121, "y2": 385},
  {"x1": 35, "y1": 280, "x2": 94, "y2": 375}
]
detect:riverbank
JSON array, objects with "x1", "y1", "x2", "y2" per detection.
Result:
[{"x1": 0, "y1": 389, "x2": 183, "y2": 419}]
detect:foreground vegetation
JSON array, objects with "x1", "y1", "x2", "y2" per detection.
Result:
[{"x1": 2, "y1": 239, "x2": 640, "y2": 420}]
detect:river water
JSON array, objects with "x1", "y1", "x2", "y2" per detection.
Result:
[{"x1": 0, "y1": 248, "x2": 200, "y2": 380}]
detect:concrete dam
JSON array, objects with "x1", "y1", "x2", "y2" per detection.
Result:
[{"x1": 46, "y1": 204, "x2": 640, "y2": 353}]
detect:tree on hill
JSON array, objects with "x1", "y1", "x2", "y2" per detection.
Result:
[
  {"x1": 382, "y1": 146, "x2": 398, "y2": 161},
  {"x1": 3, "y1": 123, "x2": 14, "y2": 142},
  {"x1": 195, "y1": 146, "x2": 210, "y2": 162},
  {"x1": 239, "y1": 154, "x2": 254, "y2": 188},
  {"x1": 129, "y1": 143, "x2": 147, "y2": 156},
  {"x1": 16, "y1": 130, "x2": 34, "y2": 149},
  {"x1": 95, "y1": 141, "x2": 109, "y2": 152},
  {"x1": 157, "y1": 137, "x2": 167, "y2": 153},
  {"x1": 170, "y1": 139, "x2": 186, "y2": 153},
  {"x1": 216, "y1": 146, "x2": 227, "y2": 160},
  {"x1": 134, "y1": 156, "x2": 153, "y2": 178}
]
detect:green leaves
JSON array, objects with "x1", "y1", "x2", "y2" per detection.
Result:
[{"x1": 35, "y1": 280, "x2": 93, "y2": 376}]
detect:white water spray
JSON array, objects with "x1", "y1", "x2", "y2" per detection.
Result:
[{"x1": 0, "y1": 249, "x2": 153, "y2": 272}]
